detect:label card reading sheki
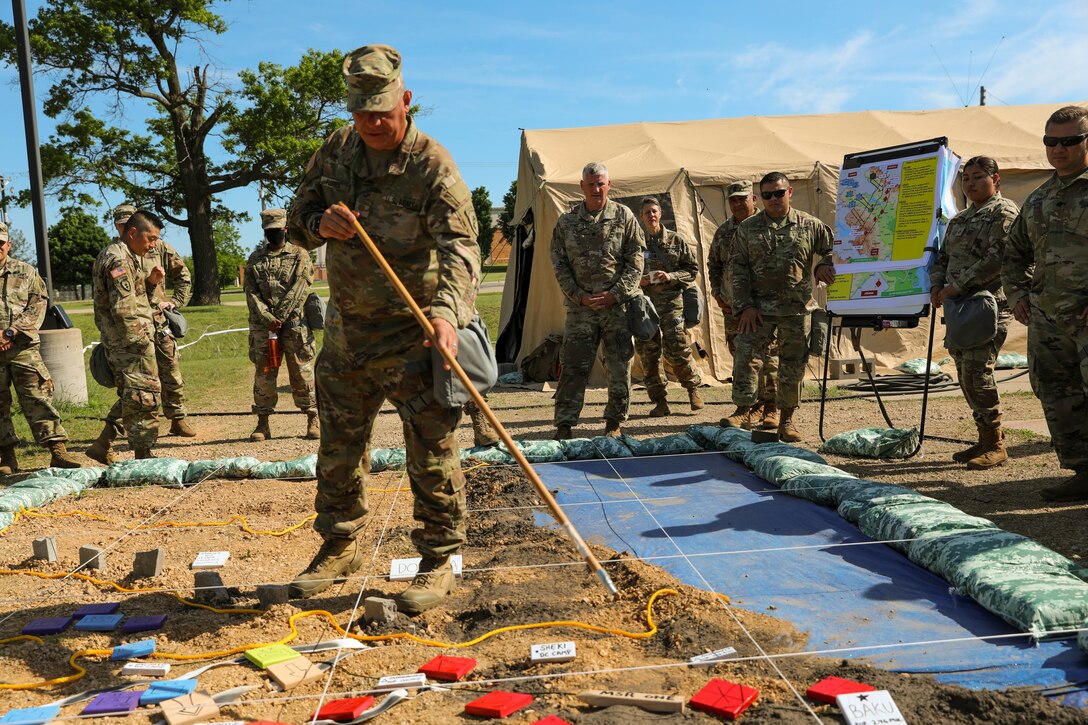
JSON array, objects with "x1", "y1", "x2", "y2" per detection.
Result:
[
  {"x1": 191, "y1": 552, "x2": 230, "y2": 569},
  {"x1": 388, "y1": 555, "x2": 462, "y2": 581},
  {"x1": 374, "y1": 673, "x2": 426, "y2": 691},
  {"x1": 530, "y1": 641, "x2": 576, "y2": 663},
  {"x1": 835, "y1": 690, "x2": 908, "y2": 725}
]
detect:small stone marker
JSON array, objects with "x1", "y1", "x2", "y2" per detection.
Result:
[
  {"x1": 835, "y1": 690, "x2": 906, "y2": 725},
  {"x1": 121, "y1": 662, "x2": 171, "y2": 677},
  {"x1": 309, "y1": 697, "x2": 375, "y2": 722},
  {"x1": 190, "y1": 551, "x2": 229, "y2": 569},
  {"x1": 81, "y1": 691, "x2": 142, "y2": 716},
  {"x1": 374, "y1": 673, "x2": 426, "y2": 692},
  {"x1": 689, "y1": 646, "x2": 738, "y2": 664},
  {"x1": 244, "y1": 643, "x2": 300, "y2": 669},
  {"x1": 79, "y1": 545, "x2": 106, "y2": 572},
  {"x1": 74, "y1": 613, "x2": 124, "y2": 632},
  {"x1": 0, "y1": 706, "x2": 60, "y2": 725},
  {"x1": 266, "y1": 656, "x2": 325, "y2": 690},
  {"x1": 388, "y1": 554, "x2": 462, "y2": 581},
  {"x1": 806, "y1": 676, "x2": 875, "y2": 704},
  {"x1": 193, "y1": 571, "x2": 230, "y2": 605},
  {"x1": 21, "y1": 617, "x2": 73, "y2": 636},
  {"x1": 363, "y1": 596, "x2": 397, "y2": 624},
  {"x1": 578, "y1": 690, "x2": 685, "y2": 714},
  {"x1": 530, "y1": 641, "x2": 576, "y2": 663},
  {"x1": 464, "y1": 691, "x2": 533, "y2": 719},
  {"x1": 122, "y1": 614, "x2": 167, "y2": 633},
  {"x1": 111, "y1": 638, "x2": 157, "y2": 660},
  {"x1": 690, "y1": 679, "x2": 759, "y2": 720},
  {"x1": 74, "y1": 602, "x2": 120, "y2": 618},
  {"x1": 133, "y1": 548, "x2": 165, "y2": 578},
  {"x1": 140, "y1": 679, "x2": 199, "y2": 706},
  {"x1": 418, "y1": 655, "x2": 476, "y2": 682},
  {"x1": 31, "y1": 537, "x2": 57, "y2": 562},
  {"x1": 256, "y1": 585, "x2": 290, "y2": 609},
  {"x1": 159, "y1": 691, "x2": 218, "y2": 725}
]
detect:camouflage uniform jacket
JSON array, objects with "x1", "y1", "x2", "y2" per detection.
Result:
[
  {"x1": 1003, "y1": 167, "x2": 1088, "y2": 319},
  {"x1": 0, "y1": 257, "x2": 47, "y2": 345},
  {"x1": 244, "y1": 243, "x2": 314, "y2": 330},
  {"x1": 288, "y1": 120, "x2": 480, "y2": 360},
  {"x1": 708, "y1": 216, "x2": 742, "y2": 303},
  {"x1": 140, "y1": 241, "x2": 191, "y2": 330},
  {"x1": 551, "y1": 200, "x2": 645, "y2": 307},
  {"x1": 930, "y1": 192, "x2": 1018, "y2": 302},
  {"x1": 92, "y1": 241, "x2": 155, "y2": 348},
  {"x1": 642, "y1": 228, "x2": 697, "y2": 306},
  {"x1": 731, "y1": 208, "x2": 834, "y2": 316}
]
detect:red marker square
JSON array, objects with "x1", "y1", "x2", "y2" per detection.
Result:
[
  {"x1": 464, "y1": 691, "x2": 533, "y2": 718},
  {"x1": 690, "y1": 679, "x2": 759, "y2": 720},
  {"x1": 310, "y1": 696, "x2": 375, "y2": 721},
  {"x1": 419, "y1": 655, "x2": 477, "y2": 681},
  {"x1": 249, "y1": 722, "x2": 290, "y2": 725},
  {"x1": 532, "y1": 717, "x2": 571, "y2": 724},
  {"x1": 806, "y1": 675, "x2": 875, "y2": 704}
]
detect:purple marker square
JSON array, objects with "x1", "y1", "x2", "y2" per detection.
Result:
[
  {"x1": 21, "y1": 617, "x2": 73, "y2": 635},
  {"x1": 74, "y1": 602, "x2": 120, "y2": 618},
  {"x1": 81, "y1": 691, "x2": 142, "y2": 716},
  {"x1": 121, "y1": 614, "x2": 167, "y2": 633}
]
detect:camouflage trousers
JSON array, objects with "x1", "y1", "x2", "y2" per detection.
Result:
[
  {"x1": 249, "y1": 324, "x2": 316, "y2": 415},
  {"x1": 948, "y1": 308, "x2": 1010, "y2": 431},
  {"x1": 555, "y1": 304, "x2": 633, "y2": 427},
  {"x1": 154, "y1": 329, "x2": 187, "y2": 420},
  {"x1": 313, "y1": 340, "x2": 465, "y2": 561},
  {"x1": 732, "y1": 313, "x2": 809, "y2": 409},
  {"x1": 1027, "y1": 307, "x2": 1088, "y2": 472},
  {"x1": 634, "y1": 300, "x2": 701, "y2": 402},
  {"x1": 725, "y1": 312, "x2": 779, "y2": 403},
  {"x1": 0, "y1": 345, "x2": 67, "y2": 448},
  {"x1": 105, "y1": 340, "x2": 161, "y2": 449}
]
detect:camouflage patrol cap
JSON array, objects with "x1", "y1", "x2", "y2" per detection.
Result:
[
  {"x1": 0, "y1": 222, "x2": 8, "y2": 243},
  {"x1": 727, "y1": 180, "x2": 753, "y2": 198},
  {"x1": 342, "y1": 44, "x2": 403, "y2": 113},
  {"x1": 112, "y1": 204, "x2": 137, "y2": 224},
  {"x1": 260, "y1": 208, "x2": 287, "y2": 230}
]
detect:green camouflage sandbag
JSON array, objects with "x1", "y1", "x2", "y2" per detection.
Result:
[
  {"x1": 686, "y1": 425, "x2": 751, "y2": 453},
  {"x1": 23, "y1": 467, "x2": 105, "y2": 485},
  {"x1": 0, "y1": 512, "x2": 13, "y2": 531},
  {"x1": 818, "y1": 427, "x2": 919, "y2": 459},
  {"x1": 558, "y1": 438, "x2": 600, "y2": 461},
  {"x1": 895, "y1": 358, "x2": 941, "y2": 375},
  {"x1": 251, "y1": 454, "x2": 317, "y2": 479},
  {"x1": 621, "y1": 433, "x2": 703, "y2": 456},
  {"x1": 833, "y1": 480, "x2": 920, "y2": 522},
  {"x1": 1079, "y1": 619, "x2": 1088, "y2": 653},
  {"x1": 780, "y1": 473, "x2": 856, "y2": 507},
  {"x1": 463, "y1": 445, "x2": 515, "y2": 465},
  {"x1": 743, "y1": 443, "x2": 826, "y2": 469},
  {"x1": 500, "y1": 439, "x2": 566, "y2": 463},
  {"x1": 0, "y1": 476, "x2": 89, "y2": 512},
  {"x1": 995, "y1": 352, "x2": 1028, "y2": 369},
  {"x1": 102, "y1": 458, "x2": 190, "y2": 488},
  {"x1": 590, "y1": 436, "x2": 634, "y2": 458},
  {"x1": 183, "y1": 456, "x2": 261, "y2": 484},
  {"x1": 856, "y1": 496, "x2": 997, "y2": 553},
  {"x1": 751, "y1": 457, "x2": 846, "y2": 485}
]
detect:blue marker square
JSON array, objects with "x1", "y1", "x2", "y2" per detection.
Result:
[
  {"x1": 21, "y1": 617, "x2": 72, "y2": 636},
  {"x1": 139, "y1": 679, "x2": 197, "y2": 706},
  {"x1": 74, "y1": 602, "x2": 120, "y2": 618},
  {"x1": 121, "y1": 614, "x2": 167, "y2": 633},
  {"x1": 81, "y1": 691, "x2": 142, "y2": 716},
  {"x1": 0, "y1": 705, "x2": 61, "y2": 725},
  {"x1": 74, "y1": 613, "x2": 123, "y2": 632},
  {"x1": 111, "y1": 638, "x2": 157, "y2": 660}
]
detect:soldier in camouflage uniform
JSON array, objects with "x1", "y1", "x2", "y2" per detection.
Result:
[
  {"x1": 1002, "y1": 105, "x2": 1088, "y2": 501},
  {"x1": 551, "y1": 162, "x2": 645, "y2": 439},
  {"x1": 287, "y1": 45, "x2": 480, "y2": 614},
  {"x1": 930, "y1": 157, "x2": 1019, "y2": 470},
  {"x1": 724, "y1": 172, "x2": 835, "y2": 442},
  {"x1": 244, "y1": 208, "x2": 318, "y2": 442},
  {"x1": 633, "y1": 196, "x2": 703, "y2": 416},
  {"x1": 708, "y1": 180, "x2": 779, "y2": 429},
  {"x1": 0, "y1": 222, "x2": 81, "y2": 473},
  {"x1": 87, "y1": 211, "x2": 164, "y2": 462}
]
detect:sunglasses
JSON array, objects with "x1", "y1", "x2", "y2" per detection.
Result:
[
  {"x1": 760, "y1": 189, "x2": 788, "y2": 200},
  {"x1": 1042, "y1": 133, "x2": 1088, "y2": 148}
]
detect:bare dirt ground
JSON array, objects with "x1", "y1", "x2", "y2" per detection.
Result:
[{"x1": 1, "y1": 375, "x2": 1085, "y2": 723}]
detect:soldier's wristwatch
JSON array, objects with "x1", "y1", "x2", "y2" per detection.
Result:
[
  {"x1": 3, "y1": 329, "x2": 15, "y2": 340},
  {"x1": 308, "y1": 214, "x2": 323, "y2": 238}
]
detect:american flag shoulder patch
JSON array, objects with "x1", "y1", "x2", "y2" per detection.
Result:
[{"x1": 110, "y1": 266, "x2": 127, "y2": 279}]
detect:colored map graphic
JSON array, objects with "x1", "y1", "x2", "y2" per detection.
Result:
[{"x1": 827, "y1": 268, "x2": 929, "y2": 303}]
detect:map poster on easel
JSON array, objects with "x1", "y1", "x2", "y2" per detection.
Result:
[{"x1": 827, "y1": 140, "x2": 961, "y2": 314}]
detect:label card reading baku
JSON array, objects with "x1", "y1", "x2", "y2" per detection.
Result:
[
  {"x1": 388, "y1": 555, "x2": 462, "y2": 581},
  {"x1": 191, "y1": 552, "x2": 230, "y2": 569},
  {"x1": 836, "y1": 690, "x2": 908, "y2": 725},
  {"x1": 530, "y1": 641, "x2": 576, "y2": 663}
]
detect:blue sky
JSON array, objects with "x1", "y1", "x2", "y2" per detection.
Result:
[{"x1": 1, "y1": 0, "x2": 1085, "y2": 260}]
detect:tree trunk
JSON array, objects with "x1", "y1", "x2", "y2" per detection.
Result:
[{"x1": 187, "y1": 196, "x2": 219, "y2": 305}]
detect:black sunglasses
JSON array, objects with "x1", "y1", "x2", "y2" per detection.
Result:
[
  {"x1": 1043, "y1": 133, "x2": 1088, "y2": 148},
  {"x1": 760, "y1": 189, "x2": 787, "y2": 200}
]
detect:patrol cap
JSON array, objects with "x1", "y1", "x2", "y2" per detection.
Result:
[
  {"x1": 727, "y1": 180, "x2": 753, "y2": 198},
  {"x1": 260, "y1": 208, "x2": 287, "y2": 230},
  {"x1": 343, "y1": 44, "x2": 403, "y2": 113},
  {"x1": 112, "y1": 204, "x2": 137, "y2": 224},
  {"x1": 0, "y1": 222, "x2": 8, "y2": 243}
]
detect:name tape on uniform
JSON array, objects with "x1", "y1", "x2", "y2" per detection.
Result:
[
  {"x1": 530, "y1": 641, "x2": 576, "y2": 663},
  {"x1": 388, "y1": 555, "x2": 462, "y2": 581}
]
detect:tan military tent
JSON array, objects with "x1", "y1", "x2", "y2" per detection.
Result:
[{"x1": 496, "y1": 102, "x2": 1078, "y2": 379}]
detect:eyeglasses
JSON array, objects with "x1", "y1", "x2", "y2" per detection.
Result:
[
  {"x1": 760, "y1": 189, "x2": 788, "y2": 200},
  {"x1": 1042, "y1": 133, "x2": 1088, "y2": 148}
]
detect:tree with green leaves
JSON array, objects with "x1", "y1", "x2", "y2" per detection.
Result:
[
  {"x1": 212, "y1": 217, "x2": 245, "y2": 287},
  {"x1": 0, "y1": 1, "x2": 349, "y2": 305},
  {"x1": 6, "y1": 229, "x2": 32, "y2": 264},
  {"x1": 498, "y1": 180, "x2": 517, "y2": 246},
  {"x1": 47, "y1": 208, "x2": 110, "y2": 292},
  {"x1": 470, "y1": 186, "x2": 493, "y2": 261}
]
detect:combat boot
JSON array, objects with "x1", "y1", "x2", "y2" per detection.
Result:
[
  {"x1": 553, "y1": 424, "x2": 573, "y2": 441},
  {"x1": 688, "y1": 388, "x2": 705, "y2": 411},
  {"x1": 134, "y1": 448, "x2": 156, "y2": 460},
  {"x1": 720, "y1": 405, "x2": 758, "y2": 429},
  {"x1": 250, "y1": 414, "x2": 271, "y2": 442},
  {"x1": 0, "y1": 445, "x2": 17, "y2": 476},
  {"x1": 759, "y1": 402, "x2": 780, "y2": 430},
  {"x1": 305, "y1": 412, "x2": 321, "y2": 441},
  {"x1": 648, "y1": 399, "x2": 670, "y2": 417},
  {"x1": 47, "y1": 442, "x2": 81, "y2": 469},
  {"x1": 288, "y1": 538, "x2": 365, "y2": 598},
  {"x1": 396, "y1": 556, "x2": 455, "y2": 615},
  {"x1": 85, "y1": 425, "x2": 118, "y2": 466},
  {"x1": 470, "y1": 411, "x2": 498, "y2": 447},
  {"x1": 952, "y1": 425, "x2": 985, "y2": 463},
  {"x1": 966, "y1": 426, "x2": 1007, "y2": 470},
  {"x1": 777, "y1": 407, "x2": 802, "y2": 443},
  {"x1": 603, "y1": 419, "x2": 622, "y2": 438},
  {"x1": 169, "y1": 418, "x2": 197, "y2": 437},
  {"x1": 1042, "y1": 471, "x2": 1088, "y2": 502}
]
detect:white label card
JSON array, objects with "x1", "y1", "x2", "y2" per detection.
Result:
[
  {"x1": 121, "y1": 662, "x2": 171, "y2": 676},
  {"x1": 388, "y1": 555, "x2": 462, "y2": 581},
  {"x1": 689, "y1": 646, "x2": 738, "y2": 663},
  {"x1": 191, "y1": 551, "x2": 230, "y2": 569},
  {"x1": 530, "y1": 641, "x2": 576, "y2": 663},
  {"x1": 836, "y1": 690, "x2": 908, "y2": 725},
  {"x1": 374, "y1": 673, "x2": 427, "y2": 691}
]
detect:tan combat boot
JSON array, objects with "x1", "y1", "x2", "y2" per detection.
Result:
[
  {"x1": 250, "y1": 414, "x2": 271, "y2": 442},
  {"x1": 777, "y1": 407, "x2": 802, "y2": 443},
  {"x1": 305, "y1": 412, "x2": 321, "y2": 441},
  {"x1": 952, "y1": 425, "x2": 985, "y2": 463},
  {"x1": 48, "y1": 442, "x2": 81, "y2": 469},
  {"x1": 553, "y1": 424, "x2": 573, "y2": 441},
  {"x1": 288, "y1": 538, "x2": 365, "y2": 598},
  {"x1": 759, "y1": 402, "x2": 780, "y2": 430},
  {"x1": 0, "y1": 445, "x2": 17, "y2": 475},
  {"x1": 603, "y1": 419, "x2": 622, "y2": 438},
  {"x1": 648, "y1": 399, "x2": 670, "y2": 417},
  {"x1": 396, "y1": 557, "x2": 455, "y2": 615},
  {"x1": 720, "y1": 405, "x2": 758, "y2": 429},
  {"x1": 85, "y1": 424, "x2": 119, "y2": 466},
  {"x1": 688, "y1": 388, "x2": 705, "y2": 411},
  {"x1": 470, "y1": 410, "x2": 498, "y2": 447},
  {"x1": 966, "y1": 426, "x2": 1007, "y2": 470},
  {"x1": 134, "y1": 448, "x2": 156, "y2": 460},
  {"x1": 1041, "y1": 471, "x2": 1088, "y2": 502},
  {"x1": 170, "y1": 418, "x2": 197, "y2": 437}
]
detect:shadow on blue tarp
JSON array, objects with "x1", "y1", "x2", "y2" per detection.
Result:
[{"x1": 532, "y1": 451, "x2": 1088, "y2": 699}]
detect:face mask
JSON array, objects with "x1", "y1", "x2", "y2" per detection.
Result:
[{"x1": 265, "y1": 228, "x2": 286, "y2": 246}]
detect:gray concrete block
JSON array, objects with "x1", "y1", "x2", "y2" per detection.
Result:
[
  {"x1": 32, "y1": 536, "x2": 57, "y2": 562},
  {"x1": 79, "y1": 545, "x2": 105, "y2": 572},
  {"x1": 193, "y1": 571, "x2": 230, "y2": 605},
  {"x1": 256, "y1": 584, "x2": 290, "y2": 609},
  {"x1": 133, "y1": 548, "x2": 164, "y2": 578},
  {"x1": 363, "y1": 596, "x2": 397, "y2": 625}
]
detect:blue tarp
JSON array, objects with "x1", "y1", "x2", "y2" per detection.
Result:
[{"x1": 532, "y1": 452, "x2": 1088, "y2": 699}]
